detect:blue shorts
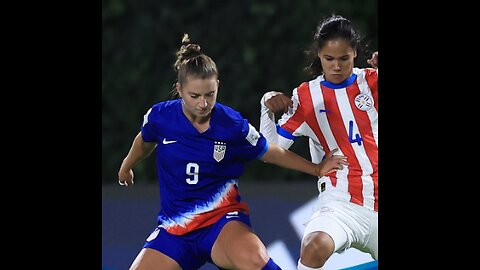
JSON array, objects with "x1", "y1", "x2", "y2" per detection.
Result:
[{"x1": 143, "y1": 211, "x2": 251, "y2": 270}]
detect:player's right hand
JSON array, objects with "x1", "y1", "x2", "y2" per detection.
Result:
[
  {"x1": 315, "y1": 148, "x2": 349, "y2": 176},
  {"x1": 118, "y1": 169, "x2": 134, "y2": 186},
  {"x1": 265, "y1": 92, "x2": 293, "y2": 114}
]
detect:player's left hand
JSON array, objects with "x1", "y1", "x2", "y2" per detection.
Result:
[{"x1": 367, "y1": 51, "x2": 378, "y2": 69}]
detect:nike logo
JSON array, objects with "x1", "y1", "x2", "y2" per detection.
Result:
[
  {"x1": 319, "y1": 109, "x2": 330, "y2": 113},
  {"x1": 226, "y1": 211, "x2": 239, "y2": 219},
  {"x1": 162, "y1": 138, "x2": 177, "y2": 144}
]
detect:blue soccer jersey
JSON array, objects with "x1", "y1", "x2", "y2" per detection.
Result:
[{"x1": 141, "y1": 99, "x2": 269, "y2": 235}]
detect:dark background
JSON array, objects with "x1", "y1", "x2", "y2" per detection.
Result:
[{"x1": 102, "y1": 0, "x2": 378, "y2": 184}]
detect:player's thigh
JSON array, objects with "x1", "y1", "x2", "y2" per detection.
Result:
[
  {"x1": 130, "y1": 248, "x2": 181, "y2": 270},
  {"x1": 211, "y1": 221, "x2": 269, "y2": 268}
]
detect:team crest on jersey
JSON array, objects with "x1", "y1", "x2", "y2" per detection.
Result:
[
  {"x1": 213, "y1": 141, "x2": 226, "y2": 162},
  {"x1": 354, "y1": 93, "x2": 374, "y2": 111}
]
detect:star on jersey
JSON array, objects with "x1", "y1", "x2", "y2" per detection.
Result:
[
  {"x1": 354, "y1": 93, "x2": 373, "y2": 111},
  {"x1": 213, "y1": 141, "x2": 226, "y2": 162}
]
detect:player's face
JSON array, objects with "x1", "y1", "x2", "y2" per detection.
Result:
[
  {"x1": 317, "y1": 38, "x2": 356, "y2": 84},
  {"x1": 178, "y1": 76, "x2": 219, "y2": 119}
]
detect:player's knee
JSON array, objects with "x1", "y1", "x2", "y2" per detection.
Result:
[
  {"x1": 232, "y1": 247, "x2": 270, "y2": 270},
  {"x1": 301, "y1": 232, "x2": 334, "y2": 266},
  {"x1": 246, "y1": 250, "x2": 270, "y2": 269}
]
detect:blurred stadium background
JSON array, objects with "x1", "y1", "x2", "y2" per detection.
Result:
[{"x1": 102, "y1": 1, "x2": 377, "y2": 269}]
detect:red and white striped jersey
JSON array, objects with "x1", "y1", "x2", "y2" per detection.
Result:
[{"x1": 260, "y1": 68, "x2": 378, "y2": 211}]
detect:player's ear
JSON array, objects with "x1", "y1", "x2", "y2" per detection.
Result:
[{"x1": 176, "y1": 82, "x2": 182, "y2": 97}]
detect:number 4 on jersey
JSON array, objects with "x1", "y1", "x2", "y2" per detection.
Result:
[{"x1": 348, "y1": 120, "x2": 363, "y2": 146}]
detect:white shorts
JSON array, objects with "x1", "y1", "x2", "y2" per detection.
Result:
[{"x1": 302, "y1": 192, "x2": 378, "y2": 259}]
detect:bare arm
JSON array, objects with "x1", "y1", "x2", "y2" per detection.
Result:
[
  {"x1": 118, "y1": 131, "x2": 157, "y2": 186},
  {"x1": 260, "y1": 143, "x2": 348, "y2": 177}
]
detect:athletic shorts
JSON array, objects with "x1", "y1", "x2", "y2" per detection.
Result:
[
  {"x1": 302, "y1": 193, "x2": 378, "y2": 259},
  {"x1": 143, "y1": 211, "x2": 251, "y2": 270}
]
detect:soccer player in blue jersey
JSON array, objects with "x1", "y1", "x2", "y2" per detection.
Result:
[{"x1": 117, "y1": 33, "x2": 348, "y2": 270}]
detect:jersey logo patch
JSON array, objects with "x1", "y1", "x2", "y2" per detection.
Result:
[
  {"x1": 354, "y1": 93, "x2": 374, "y2": 111},
  {"x1": 246, "y1": 123, "x2": 260, "y2": 146},
  {"x1": 213, "y1": 141, "x2": 226, "y2": 162}
]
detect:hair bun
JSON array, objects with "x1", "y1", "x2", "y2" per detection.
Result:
[
  {"x1": 180, "y1": 33, "x2": 201, "y2": 54},
  {"x1": 181, "y1": 33, "x2": 190, "y2": 45}
]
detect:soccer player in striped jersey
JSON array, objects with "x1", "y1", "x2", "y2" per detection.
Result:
[
  {"x1": 117, "y1": 34, "x2": 348, "y2": 270},
  {"x1": 259, "y1": 15, "x2": 378, "y2": 270}
]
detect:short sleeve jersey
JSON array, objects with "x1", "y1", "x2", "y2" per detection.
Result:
[
  {"x1": 277, "y1": 68, "x2": 378, "y2": 211},
  {"x1": 141, "y1": 99, "x2": 268, "y2": 235}
]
